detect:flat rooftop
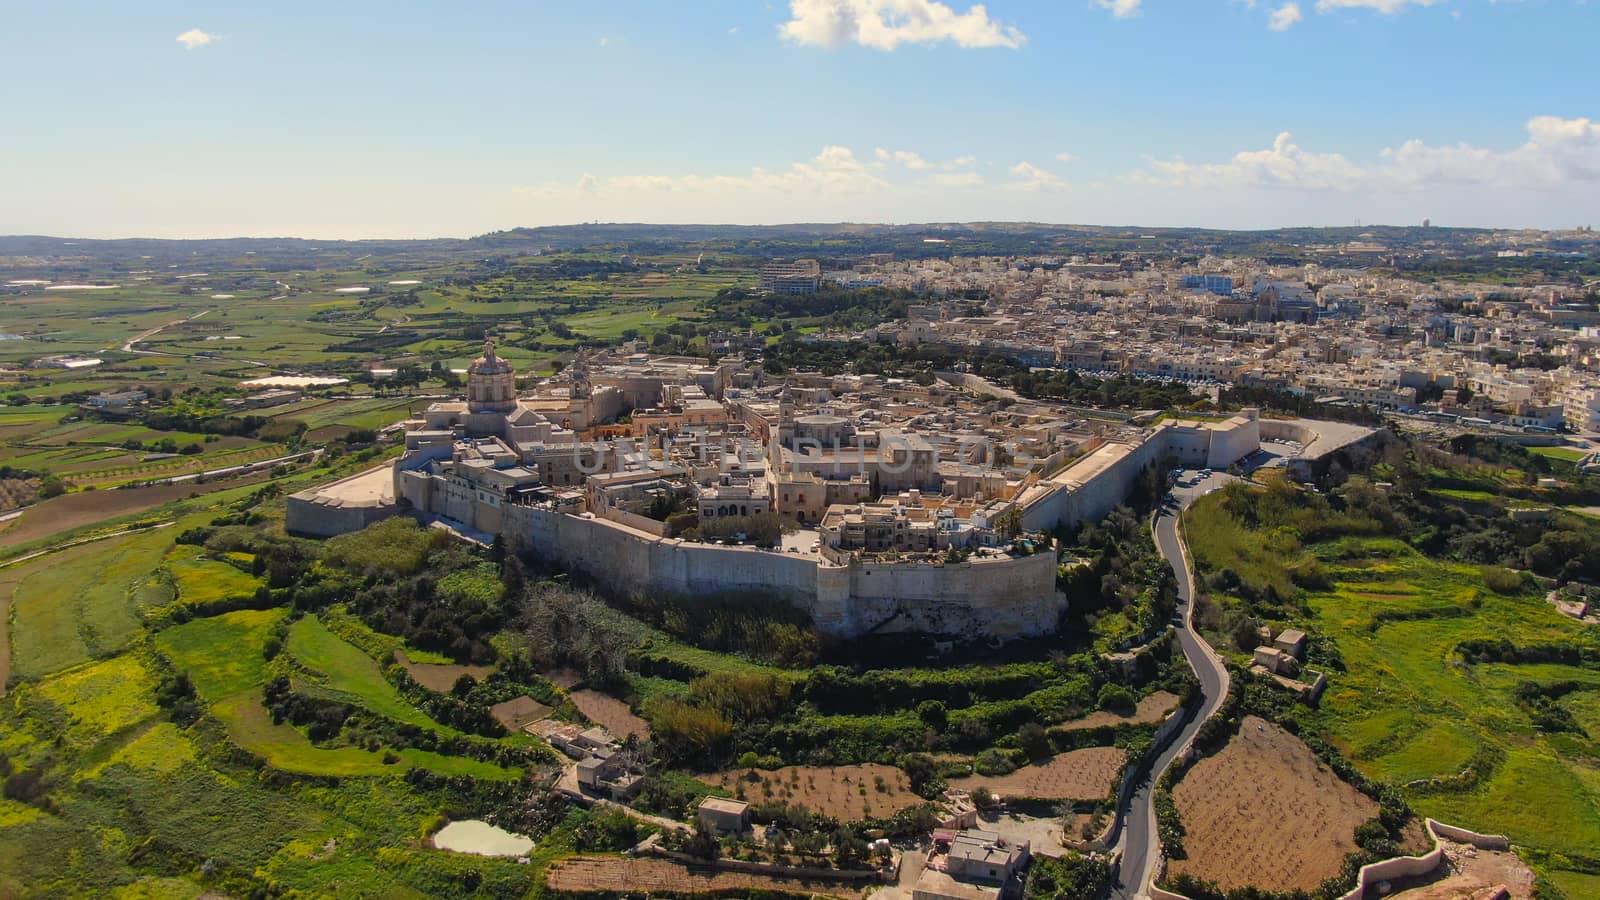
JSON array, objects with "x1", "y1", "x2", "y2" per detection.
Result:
[{"x1": 294, "y1": 462, "x2": 394, "y2": 507}]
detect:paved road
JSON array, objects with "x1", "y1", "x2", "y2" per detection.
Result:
[{"x1": 1110, "y1": 471, "x2": 1232, "y2": 900}]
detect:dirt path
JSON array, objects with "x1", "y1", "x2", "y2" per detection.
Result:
[{"x1": 117, "y1": 308, "x2": 210, "y2": 354}]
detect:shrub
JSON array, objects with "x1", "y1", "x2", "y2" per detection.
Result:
[
  {"x1": 1481, "y1": 565, "x2": 1525, "y2": 595},
  {"x1": 974, "y1": 749, "x2": 1016, "y2": 777},
  {"x1": 1097, "y1": 684, "x2": 1136, "y2": 713}
]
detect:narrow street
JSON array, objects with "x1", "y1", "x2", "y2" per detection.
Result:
[{"x1": 1108, "y1": 470, "x2": 1232, "y2": 900}]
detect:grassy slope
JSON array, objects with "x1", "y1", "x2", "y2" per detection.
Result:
[
  {"x1": 286, "y1": 614, "x2": 457, "y2": 734},
  {"x1": 157, "y1": 609, "x2": 515, "y2": 780},
  {"x1": 1184, "y1": 494, "x2": 1600, "y2": 856},
  {"x1": 7, "y1": 525, "x2": 177, "y2": 678},
  {"x1": 0, "y1": 645, "x2": 542, "y2": 898}
]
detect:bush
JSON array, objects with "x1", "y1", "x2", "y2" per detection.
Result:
[
  {"x1": 1481, "y1": 565, "x2": 1525, "y2": 595},
  {"x1": 645, "y1": 697, "x2": 733, "y2": 766},
  {"x1": 973, "y1": 748, "x2": 1016, "y2": 777},
  {"x1": 324, "y1": 518, "x2": 445, "y2": 576},
  {"x1": 1097, "y1": 684, "x2": 1136, "y2": 713}
]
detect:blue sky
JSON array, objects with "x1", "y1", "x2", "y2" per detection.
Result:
[{"x1": 2, "y1": 0, "x2": 1597, "y2": 238}]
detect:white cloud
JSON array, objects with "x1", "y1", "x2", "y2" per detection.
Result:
[
  {"x1": 1268, "y1": 3, "x2": 1303, "y2": 30},
  {"x1": 519, "y1": 146, "x2": 888, "y2": 201},
  {"x1": 176, "y1": 28, "x2": 215, "y2": 50},
  {"x1": 1093, "y1": 0, "x2": 1143, "y2": 19},
  {"x1": 876, "y1": 148, "x2": 935, "y2": 169},
  {"x1": 1007, "y1": 161, "x2": 1067, "y2": 191},
  {"x1": 1382, "y1": 115, "x2": 1600, "y2": 188},
  {"x1": 1055, "y1": 152, "x2": 1078, "y2": 164},
  {"x1": 878, "y1": 148, "x2": 979, "y2": 170},
  {"x1": 1136, "y1": 117, "x2": 1600, "y2": 194},
  {"x1": 1314, "y1": 0, "x2": 1439, "y2": 12},
  {"x1": 1136, "y1": 131, "x2": 1366, "y2": 190},
  {"x1": 779, "y1": 0, "x2": 1025, "y2": 50},
  {"x1": 929, "y1": 171, "x2": 985, "y2": 186}
]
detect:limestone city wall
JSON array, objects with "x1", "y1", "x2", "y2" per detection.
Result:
[{"x1": 500, "y1": 503, "x2": 1061, "y2": 640}]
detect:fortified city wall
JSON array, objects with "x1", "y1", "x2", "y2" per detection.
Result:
[{"x1": 500, "y1": 503, "x2": 1064, "y2": 640}]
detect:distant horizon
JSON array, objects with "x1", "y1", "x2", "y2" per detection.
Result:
[{"x1": 2, "y1": 219, "x2": 1589, "y2": 246}]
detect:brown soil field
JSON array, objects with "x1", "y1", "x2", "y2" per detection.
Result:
[
  {"x1": 950, "y1": 747, "x2": 1127, "y2": 801},
  {"x1": 1058, "y1": 691, "x2": 1180, "y2": 731},
  {"x1": 546, "y1": 855, "x2": 868, "y2": 899},
  {"x1": 702, "y1": 764, "x2": 923, "y2": 821},
  {"x1": 570, "y1": 689, "x2": 650, "y2": 739},
  {"x1": 395, "y1": 650, "x2": 493, "y2": 693},
  {"x1": 489, "y1": 696, "x2": 553, "y2": 731},
  {"x1": 1167, "y1": 716, "x2": 1379, "y2": 894},
  {"x1": 0, "y1": 475, "x2": 267, "y2": 549}
]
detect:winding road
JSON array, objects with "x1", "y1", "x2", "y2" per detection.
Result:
[{"x1": 1109, "y1": 470, "x2": 1233, "y2": 900}]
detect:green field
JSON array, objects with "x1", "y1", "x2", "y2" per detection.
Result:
[
  {"x1": 1185, "y1": 492, "x2": 1600, "y2": 859},
  {"x1": 155, "y1": 609, "x2": 517, "y2": 780},
  {"x1": 1529, "y1": 445, "x2": 1589, "y2": 463},
  {"x1": 7, "y1": 525, "x2": 178, "y2": 678},
  {"x1": 0, "y1": 640, "x2": 542, "y2": 898},
  {"x1": 165, "y1": 544, "x2": 263, "y2": 607},
  {"x1": 286, "y1": 614, "x2": 458, "y2": 734}
]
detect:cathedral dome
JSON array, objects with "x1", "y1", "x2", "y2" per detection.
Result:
[{"x1": 469, "y1": 340, "x2": 513, "y2": 376}]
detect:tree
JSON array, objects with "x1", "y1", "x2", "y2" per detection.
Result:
[
  {"x1": 1018, "y1": 722, "x2": 1051, "y2": 761},
  {"x1": 1096, "y1": 684, "x2": 1136, "y2": 713},
  {"x1": 832, "y1": 826, "x2": 869, "y2": 868},
  {"x1": 685, "y1": 820, "x2": 720, "y2": 860},
  {"x1": 995, "y1": 506, "x2": 1024, "y2": 539}
]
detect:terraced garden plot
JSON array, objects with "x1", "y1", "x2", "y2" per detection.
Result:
[
  {"x1": 1167, "y1": 717, "x2": 1378, "y2": 894},
  {"x1": 569, "y1": 688, "x2": 650, "y2": 739},
  {"x1": 32, "y1": 655, "x2": 160, "y2": 748},
  {"x1": 702, "y1": 764, "x2": 923, "y2": 821},
  {"x1": 165, "y1": 544, "x2": 262, "y2": 608},
  {"x1": 547, "y1": 856, "x2": 868, "y2": 899},
  {"x1": 286, "y1": 614, "x2": 457, "y2": 734},
  {"x1": 949, "y1": 746, "x2": 1127, "y2": 801},
  {"x1": 0, "y1": 475, "x2": 268, "y2": 549},
  {"x1": 396, "y1": 650, "x2": 494, "y2": 692},
  {"x1": 1057, "y1": 690, "x2": 1179, "y2": 731}
]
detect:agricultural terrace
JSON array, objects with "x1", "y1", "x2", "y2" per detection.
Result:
[
  {"x1": 546, "y1": 856, "x2": 869, "y2": 899},
  {"x1": 701, "y1": 764, "x2": 924, "y2": 821},
  {"x1": 0, "y1": 643, "x2": 564, "y2": 897},
  {"x1": 1166, "y1": 716, "x2": 1380, "y2": 894},
  {"x1": 155, "y1": 609, "x2": 518, "y2": 779},
  {"x1": 948, "y1": 747, "x2": 1128, "y2": 802},
  {"x1": 1182, "y1": 462, "x2": 1600, "y2": 888}
]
